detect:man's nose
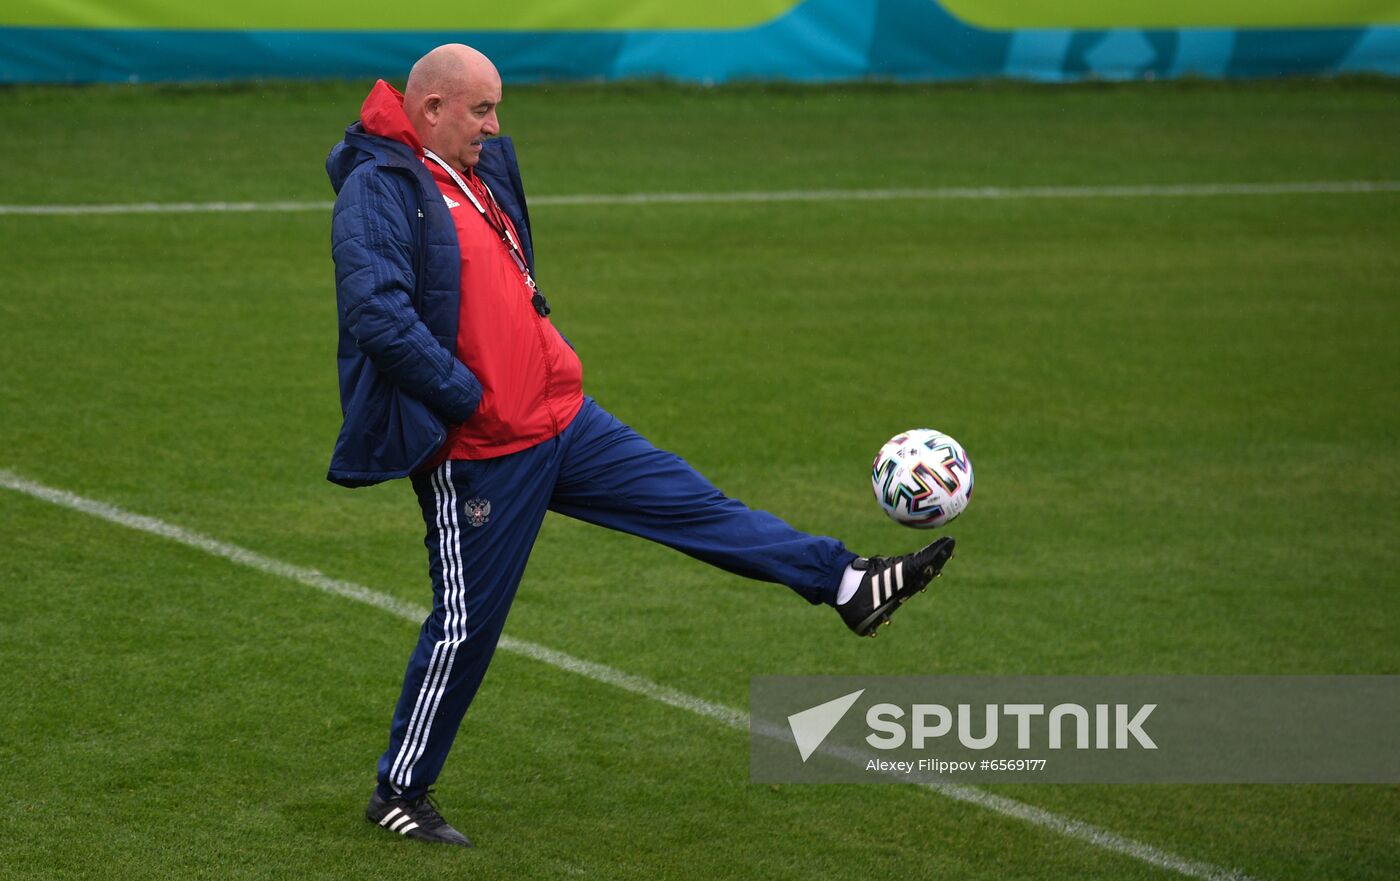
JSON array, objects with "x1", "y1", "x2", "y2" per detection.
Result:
[{"x1": 483, "y1": 110, "x2": 500, "y2": 135}]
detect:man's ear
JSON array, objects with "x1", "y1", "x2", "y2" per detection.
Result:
[{"x1": 421, "y1": 94, "x2": 444, "y2": 126}]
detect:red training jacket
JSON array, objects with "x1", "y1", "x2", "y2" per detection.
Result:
[{"x1": 359, "y1": 81, "x2": 584, "y2": 462}]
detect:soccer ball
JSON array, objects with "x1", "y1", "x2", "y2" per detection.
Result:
[{"x1": 871, "y1": 429, "x2": 974, "y2": 529}]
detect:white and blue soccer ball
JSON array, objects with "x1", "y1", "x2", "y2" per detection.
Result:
[{"x1": 871, "y1": 429, "x2": 974, "y2": 529}]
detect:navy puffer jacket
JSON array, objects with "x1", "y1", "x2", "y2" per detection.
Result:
[{"x1": 325, "y1": 102, "x2": 536, "y2": 487}]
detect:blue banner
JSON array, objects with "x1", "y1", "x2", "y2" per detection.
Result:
[{"x1": 2, "y1": 0, "x2": 1398, "y2": 84}]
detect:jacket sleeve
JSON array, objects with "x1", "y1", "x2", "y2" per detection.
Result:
[{"x1": 331, "y1": 168, "x2": 481, "y2": 424}]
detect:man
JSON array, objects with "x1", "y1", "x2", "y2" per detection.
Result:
[{"x1": 326, "y1": 44, "x2": 955, "y2": 848}]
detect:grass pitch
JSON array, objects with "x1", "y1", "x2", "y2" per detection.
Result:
[{"x1": 1, "y1": 78, "x2": 1398, "y2": 880}]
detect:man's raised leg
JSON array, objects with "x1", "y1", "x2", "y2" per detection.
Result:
[{"x1": 548, "y1": 399, "x2": 955, "y2": 633}]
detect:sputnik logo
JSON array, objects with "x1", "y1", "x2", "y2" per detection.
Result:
[{"x1": 787, "y1": 689, "x2": 864, "y2": 762}]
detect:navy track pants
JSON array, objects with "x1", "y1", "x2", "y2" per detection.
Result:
[{"x1": 377, "y1": 397, "x2": 855, "y2": 799}]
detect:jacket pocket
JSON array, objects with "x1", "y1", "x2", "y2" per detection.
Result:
[{"x1": 329, "y1": 357, "x2": 447, "y2": 486}]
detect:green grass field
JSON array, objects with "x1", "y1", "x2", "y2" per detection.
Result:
[{"x1": 1, "y1": 78, "x2": 1398, "y2": 880}]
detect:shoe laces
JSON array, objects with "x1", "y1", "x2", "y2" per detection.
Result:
[
  {"x1": 403, "y1": 789, "x2": 448, "y2": 829},
  {"x1": 862, "y1": 554, "x2": 894, "y2": 576}
]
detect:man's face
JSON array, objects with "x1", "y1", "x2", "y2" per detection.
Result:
[{"x1": 434, "y1": 72, "x2": 501, "y2": 170}]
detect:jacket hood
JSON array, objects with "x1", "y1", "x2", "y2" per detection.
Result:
[
  {"x1": 325, "y1": 81, "x2": 528, "y2": 269},
  {"x1": 326, "y1": 79, "x2": 424, "y2": 195},
  {"x1": 360, "y1": 79, "x2": 422, "y2": 151}
]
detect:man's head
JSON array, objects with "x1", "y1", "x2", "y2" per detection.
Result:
[{"x1": 404, "y1": 44, "x2": 502, "y2": 171}]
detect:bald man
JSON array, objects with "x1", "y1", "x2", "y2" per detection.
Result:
[{"x1": 326, "y1": 44, "x2": 955, "y2": 847}]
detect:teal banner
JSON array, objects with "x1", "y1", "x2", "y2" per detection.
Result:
[{"x1": 2, "y1": 0, "x2": 1399, "y2": 84}]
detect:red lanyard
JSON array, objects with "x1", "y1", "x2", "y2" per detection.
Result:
[{"x1": 422, "y1": 148, "x2": 537, "y2": 292}]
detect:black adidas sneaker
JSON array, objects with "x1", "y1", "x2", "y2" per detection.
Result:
[
  {"x1": 837, "y1": 537, "x2": 955, "y2": 636},
  {"x1": 366, "y1": 790, "x2": 473, "y2": 847}
]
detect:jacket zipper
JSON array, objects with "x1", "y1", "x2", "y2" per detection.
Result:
[{"x1": 528, "y1": 278, "x2": 558, "y2": 438}]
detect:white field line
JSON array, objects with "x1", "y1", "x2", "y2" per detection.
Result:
[
  {"x1": 1, "y1": 180, "x2": 1397, "y2": 215},
  {"x1": 0, "y1": 467, "x2": 1257, "y2": 881}
]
